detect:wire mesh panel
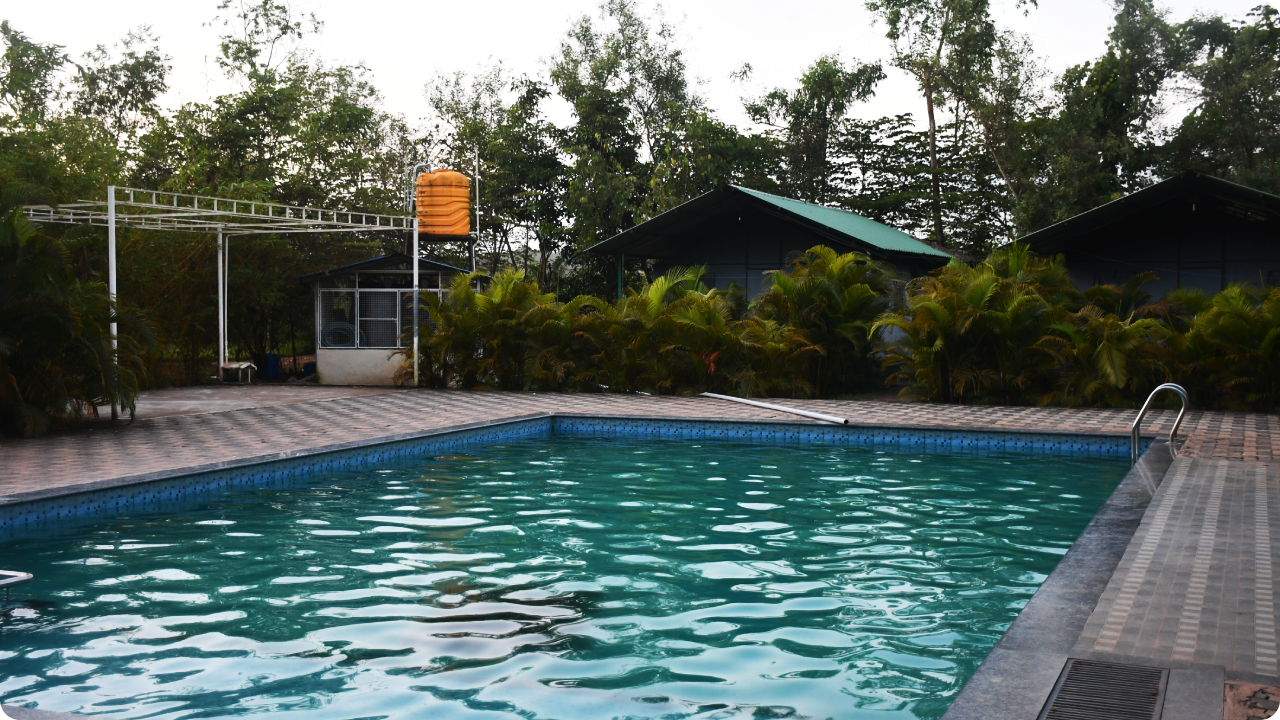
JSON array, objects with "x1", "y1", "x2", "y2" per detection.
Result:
[
  {"x1": 359, "y1": 290, "x2": 400, "y2": 348},
  {"x1": 319, "y1": 290, "x2": 358, "y2": 347}
]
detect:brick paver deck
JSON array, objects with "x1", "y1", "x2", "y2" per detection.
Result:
[
  {"x1": 2, "y1": 386, "x2": 1278, "y2": 712},
  {"x1": 1075, "y1": 456, "x2": 1280, "y2": 681},
  {"x1": 0, "y1": 389, "x2": 1270, "y2": 504}
]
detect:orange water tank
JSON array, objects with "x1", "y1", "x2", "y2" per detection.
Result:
[{"x1": 415, "y1": 170, "x2": 471, "y2": 236}]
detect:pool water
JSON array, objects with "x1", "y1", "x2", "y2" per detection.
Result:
[{"x1": 0, "y1": 436, "x2": 1128, "y2": 719}]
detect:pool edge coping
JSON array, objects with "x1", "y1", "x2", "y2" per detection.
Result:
[
  {"x1": 2, "y1": 412, "x2": 1145, "y2": 512},
  {"x1": 0, "y1": 409, "x2": 1164, "y2": 717},
  {"x1": 939, "y1": 440, "x2": 1178, "y2": 720},
  {"x1": 0, "y1": 412, "x2": 557, "y2": 508}
]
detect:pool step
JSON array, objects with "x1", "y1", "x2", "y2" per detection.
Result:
[
  {"x1": 2, "y1": 705, "x2": 85, "y2": 718},
  {"x1": 0, "y1": 569, "x2": 32, "y2": 605}
]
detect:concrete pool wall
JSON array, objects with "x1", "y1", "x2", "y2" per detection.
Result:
[
  {"x1": 3, "y1": 387, "x2": 1271, "y2": 718},
  {"x1": 1, "y1": 414, "x2": 1144, "y2": 540}
]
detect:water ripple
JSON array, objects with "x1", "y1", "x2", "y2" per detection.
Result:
[{"x1": 0, "y1": 437, "x2": 1126, "y2": 719}]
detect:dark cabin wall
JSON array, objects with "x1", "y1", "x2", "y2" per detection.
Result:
[
  {"x1": 653, "y1": 210, "x2": 820, "y2": 298},
  {"x1": 649, "y1": 206, "x2": 941, "y2": 299},
  {"x1": 1056, "y1": 195, "x2": 1280, "y2": 298}
]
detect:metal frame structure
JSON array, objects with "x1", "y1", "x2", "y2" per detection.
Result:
[{"x1": 24, "y1": 186, "x2": 441, "y2": 403}]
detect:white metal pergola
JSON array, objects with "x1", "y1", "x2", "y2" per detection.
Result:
[{"x1": 24, "y1": 186, "x2": 442, "y2": 404}]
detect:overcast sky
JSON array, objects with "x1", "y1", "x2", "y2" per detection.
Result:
[{"x1": 6, "y1": 0, "x2": 1263, "y2": 131}]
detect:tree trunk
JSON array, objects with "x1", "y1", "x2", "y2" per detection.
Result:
[
  {"x1": 961, "y1": 96, "x2": 1021, "y2": 207},
  {"x1": 940, "y1": 351, "x2": 953, "y2": 403},
  {"x1": 538, "y1": 232, "x2": 550, "y2": 286},
  {"x1": 505, "y1": 230, "x2": 518, "y2": 269},
  {"x1": 925, "y1": 73, "x2": 945, "y2": 245}
]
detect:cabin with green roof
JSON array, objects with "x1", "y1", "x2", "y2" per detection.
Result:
[{"x1": 586, "y1": 185, "x2": 953, "y2": 299}]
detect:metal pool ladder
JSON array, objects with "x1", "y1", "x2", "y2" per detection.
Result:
[
  {"x1": 0, "y1": 569, "x2": 32, "y2": 607},
  {"x1": 1131, "y1": 383, "x2": 1189, "y2": 464}
]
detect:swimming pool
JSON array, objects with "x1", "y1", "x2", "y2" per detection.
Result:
[{"x1": 0, "y1": 434, "x2": 1128, "y2": 719}]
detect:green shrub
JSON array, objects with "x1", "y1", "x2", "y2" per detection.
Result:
[{"x1": 0, "y1": 187, "x2": 154, "y2": 436}]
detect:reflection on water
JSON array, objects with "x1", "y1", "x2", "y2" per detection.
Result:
[{"x1": 0, "y1": 437, "x2": 1127, "y2": 719}]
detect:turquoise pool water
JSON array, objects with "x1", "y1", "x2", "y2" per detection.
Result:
[{"x1": 0, "y1": 436, "x2": 1128, "y2": 719}]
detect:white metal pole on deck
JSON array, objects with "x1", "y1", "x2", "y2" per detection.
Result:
[
  {"x1": 473, "y1": 152, "x2": 479, "y2": 272},
  {"x1": 412, "y1": 218, "x2": 420, "y2": 388},
  {"x1": 216, "y1": 228, "x2": 225, "y2": 379},
  {"x1": 107, "y1": 186, "x2": 118, "y2": 421},
  {"x1": 223, "y1": 234, "x2": 230, "y2": 366}
]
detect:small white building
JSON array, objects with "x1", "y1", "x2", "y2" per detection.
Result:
[{"x1": 301, "y1": 254, "x2": 480, "y2": 386}]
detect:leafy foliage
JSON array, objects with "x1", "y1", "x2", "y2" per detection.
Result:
[
  {"x1": 0, "y1": 185, "x2": 154, "y2": 436},
  {"x1": 404, "y1": 248, "x2": 881, "y2": 398},
  {"x1": 400, "y1": 241, "x2": 1280, "y2": 413},
  {"x1": 745, "y1": 55, "x2": 885, "y2": 204},
  {"x1": 5, "y1": 0, "x2": 1280, "y2": 426}
]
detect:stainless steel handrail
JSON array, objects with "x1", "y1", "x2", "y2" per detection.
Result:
[{"x1": 1131, "y1": 383, "x2": 1189, "y2": 463}]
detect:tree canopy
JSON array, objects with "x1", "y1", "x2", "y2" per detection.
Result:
[{"x1": 2, "y1": 0, "x2": 1277, "y2": 416}]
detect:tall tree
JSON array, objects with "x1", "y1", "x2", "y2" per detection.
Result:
[
  {"x1": 744, "y1": 55, "x2": 885, "y2": 203},
  {"x1": 125, "y1": 0, "x2": 428, "y2": 377},
  {"x1": 866, "y1": 0, "x2": 1003, "y2": 244},
  {"x1": 939, "y1": 29, "x2": 1044, "y2": 213},
  {"x1": 71, "y1": 26, "x2": 169, "y2": 151},
  {"x1": 0, "y1": 22, "x2": 122, "y2": 201},
  {"x1": 425, "y1": 63, "x2": 510, "y2": 269},
  {"x1": 1019, "y1": 0, "x2": 1176, "y2": 229},
  {"x1": 481, "y1": 78, "x2": 568, "y2": 281},
  {"x1": 211, "y1": 0, "x2": 321, "y2": 83},
  {"x1": 1164, "y1": 5, "x2": 1280, "y2": 192},
  {"x1": 647, "y1": 108, "x2": 779, "y2": 213},
  {"x1": 0, "y1": 21, "x2": 67, "y2": 122}
]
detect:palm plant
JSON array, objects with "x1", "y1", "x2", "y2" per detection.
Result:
[
  {"x1": 524, "y1": 294, "x2": 606, "y2": 392},
  {"x1": 472, "y1": 269, "x2": 557, "y2": 390},
  {"x1": 670, "y1": 290, "x2": 743, "y2": 393},
  {"x1": 1035, "y1": 306, "x2": 1169, "y2": 407},
  {"x1": 734, "y1": 317, "x2": 823, "y2": 397},
  {"x1": 1084, "y1": 271, "x2": 1159, "y2": 317},
  {"x1": 588, "y1": 266, "x2": 711, "y2": 394},
  {"x1": 1182, "y1": 285, "x2": 1280, "y2": 411},
  {"x1": 391, "y1": 242, "x2": 1280, "y2": 414},
  {"x1": 0, "y1": 185, "x2": 154, "y2": 436},
  {"x1": 752, "y1": 245, "x2": 897, "y2": 395},
  {"x1": 874, "y1": 244, "x2": 1066, "y2": 404},
  {"x1": 405, "y1": 272, "x2": 486, "y2": 389}
]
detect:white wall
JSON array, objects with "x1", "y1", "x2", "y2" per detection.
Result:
[{"x1": 316, "y1": 348, "x2": 404, "y2": 386}]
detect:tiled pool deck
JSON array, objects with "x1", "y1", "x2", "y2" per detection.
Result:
[{"x1": 2, "y1": 386, "x2": 1278, "y2": 718}]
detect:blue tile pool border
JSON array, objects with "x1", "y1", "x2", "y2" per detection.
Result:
[{"x1": 0, "y1": 414, "x2": 1149, "y2": 539}]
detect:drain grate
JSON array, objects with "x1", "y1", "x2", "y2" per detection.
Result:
[{"x1": 1038, "y1": 659, "x2": 1169, "y2": 720}]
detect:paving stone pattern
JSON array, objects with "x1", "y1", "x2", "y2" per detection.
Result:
[
  {"x1": 0, "y1": 389, "x2": 1273, "y2": 503},
  {"x1": 3, "y1": 386, "x2": 1280, "y2": 711},
  {"x1": 1076, "y1": 457, "x2": 1280, "y2": 678}
]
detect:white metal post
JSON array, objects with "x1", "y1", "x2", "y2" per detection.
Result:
[
  {"x1": 216, "y1": 228, "x2": 225, "y2": 379},
  {"x1": 473, "y1": 152, "x2": 479, "y2": 272},
  {"x1": 107, "y1": 186, "x2": 118, "y2": 421},
  {"x1": 412, "y1": 218, "x2": 420, "y2": 388},
  {"x1": 223, "y1": 234, "x2": 230, "y2": 366}
]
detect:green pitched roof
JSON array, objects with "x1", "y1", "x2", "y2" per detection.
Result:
[
  {"x1": 730, "y1": 186, "x2": 951, "y2": 258},
  {"x1": 584, "y1": 185, "x2": 951, "y2": 260}
]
